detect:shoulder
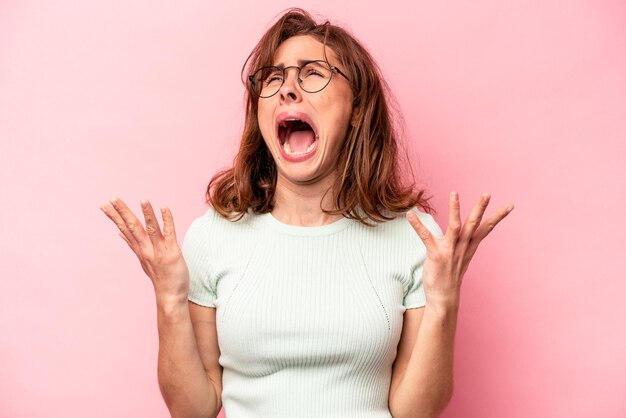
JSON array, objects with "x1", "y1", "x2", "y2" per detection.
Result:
[
  {"x1": 406, "y1": 208, "x2": 443, "y2": 238},
  {"x1": 350, "y1": 210, "x2": 442, "y2": 281},
  {"x1": 186, "y1": 206, "x2": 261, "y2": 233},
  {"x1": 362, "y1": 209, "x2": 442, "y2": 242},
  {"x1": 349, "y1": 209, "x2": 442, "y2": 262},
  {"x1": 182, "y1": 207, "x2": 266, "y2": 276},
  {"x1": 183, "y1": 207, "x2": 261, "y2": 249}
]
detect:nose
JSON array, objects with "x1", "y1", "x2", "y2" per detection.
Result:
[{"x1": 279, "y1": 66, "x2": 302, "y2": 103}]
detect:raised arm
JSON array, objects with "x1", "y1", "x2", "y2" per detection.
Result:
[
  {"x1": 101, "y1": 198, "x2": 221, "y2": 418},
  {"x1": 390, "y1": 192, "x2": 513, "y2": 418}
]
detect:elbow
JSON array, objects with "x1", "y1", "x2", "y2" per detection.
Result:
[
  {"x1": 431, "y1": 386, "x2": 454, "y2": 418},
  {"x1": 390, "y1": 386, "x2": 454, "y2": 418},
  {"x1": 168, "y1": 404, "x2": 218, "y2": 418},
  {"x1": 426, "y1": 385, "x2": 454, "y2": 418}
]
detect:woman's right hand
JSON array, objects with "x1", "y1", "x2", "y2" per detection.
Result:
[{"x1": 100, "y1": 197, "x2": 189, "y2": 305}]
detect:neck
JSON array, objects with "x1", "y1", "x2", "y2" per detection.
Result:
[{"x1": 271, "y1": 173, "x2": 344, "y2": 226}]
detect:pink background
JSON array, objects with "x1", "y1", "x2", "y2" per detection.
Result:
[{"x1": 1, "y1": 0, "x2": 625, "y2": 417}]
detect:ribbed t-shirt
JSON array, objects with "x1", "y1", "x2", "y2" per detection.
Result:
[{"x1": 182, "y1": 206, "x2": 443, "y2": 418}]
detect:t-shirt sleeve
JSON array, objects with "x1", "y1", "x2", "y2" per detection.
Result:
[
  {"x1": 403, "y1": 210, "x2": 444, "y2": 309},
  {"x1": 181, "y1": 209, "x2": 217, "y2": 308}
]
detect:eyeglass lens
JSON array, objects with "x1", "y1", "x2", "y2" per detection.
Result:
[{"x1": 251, "y1": 61, "x2": 333, "y2": 98}]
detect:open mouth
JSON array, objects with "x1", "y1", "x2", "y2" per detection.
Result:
[{"x1": 277, "y1": 119, "x2": 318, "y2": 156}]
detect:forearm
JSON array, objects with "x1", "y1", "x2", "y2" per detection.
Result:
[
  {"x1": 390, "y1": 304, "x2": 458, "y2": 418},
  {"x1": 156, "y1": 297, "x2": 219, "y2": 418}
]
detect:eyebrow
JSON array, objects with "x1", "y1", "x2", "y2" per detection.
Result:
[{"x1": 272, "y1": 59, "x2": 320, "y2": 68}]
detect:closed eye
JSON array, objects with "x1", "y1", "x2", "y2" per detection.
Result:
[
  {"x1": 302, "y1": 69, "x2": 324, "y2": 78},
  {"x1": 265, "y1": 75, "x2": 283, "y2": 85}
]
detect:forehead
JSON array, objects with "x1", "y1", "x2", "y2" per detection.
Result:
[{"x1": 272, "y1": 35, "x2": 339, "y2": 66}]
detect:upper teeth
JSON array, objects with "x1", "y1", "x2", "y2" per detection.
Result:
[{"x1": 280, "y1": 119, "x2": 302, "y2": 127}]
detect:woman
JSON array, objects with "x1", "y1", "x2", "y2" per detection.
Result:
[{"x1": 101, "y1": 8, "x2": 513, "y2": 418}]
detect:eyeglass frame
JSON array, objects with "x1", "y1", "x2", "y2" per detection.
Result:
[{"x1": 248, "y1": 60, "x2": 350, "y2": 98}]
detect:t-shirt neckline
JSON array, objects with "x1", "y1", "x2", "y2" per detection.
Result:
[{"x1": 259, "y1": 212, "x2": 353, "y2": 236}]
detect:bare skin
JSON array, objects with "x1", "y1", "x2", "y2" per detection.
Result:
[
  {"x1": 100, "y1": 191, "x2": 514, "y2": 418},
  {"x1": 257, "y1": 35, "x2": 354, "y2": 226},
  {"x1": 408, "y1": 191, "x2": 514, "y2": 310},
  {"x1": 100, "y1": 35, "x2": 514, "y2": 418},
  {"x1": 101, "y1": 199, "x2": 188, "y2": 302},
  {"x1": 100, "y1": 198, "x2": 222, "y2": 418},
  {"x1": 389, "y1": 192, "x2": 514, "y2": 418}
]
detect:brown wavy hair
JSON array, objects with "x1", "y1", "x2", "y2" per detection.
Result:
[{"x1": 206, "y1": 8, "x2": 434, "y2": 225}]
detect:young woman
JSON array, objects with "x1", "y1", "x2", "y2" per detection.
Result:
[{"x1": 101, "y1": 8, "x2": 513, "y2": 418}]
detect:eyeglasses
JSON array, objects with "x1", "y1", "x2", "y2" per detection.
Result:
[{"x1": 248, "y1": 60, "x2": 350, "y2": 98}]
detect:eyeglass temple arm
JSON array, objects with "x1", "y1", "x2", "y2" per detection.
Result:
[{"x1": 332, "y1": 66, "x2": 350, "y2": 81}]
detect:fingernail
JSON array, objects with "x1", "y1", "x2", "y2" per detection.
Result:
[
  {"x1": 506, "y1": 204, "x2": 514, "y2": 212},
  {"x1": 140, "y1": 199, "x2": 148, "y2": 209},
  {"x1": 161, "y1": 207, "x2": 167, "y2": 214},
  {"x1": 99, "y1": 205, "x2": 107, "y2": 213},
  {"x1": 451, "y1": 191, "x2": 458, "y2": 201},
  {"x1": 110, "y1": 197, "x2": 118, "y2": 206}
]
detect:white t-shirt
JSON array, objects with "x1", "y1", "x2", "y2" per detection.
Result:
[{"x1": 182, "y1": 206, "x2": 443, "y2": 418}]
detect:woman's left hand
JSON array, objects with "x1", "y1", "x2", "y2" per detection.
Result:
[{"x1": 407, "y1": 191, "x2": 514, "y2": 310}]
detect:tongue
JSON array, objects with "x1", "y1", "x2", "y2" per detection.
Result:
[{"x1": 287, "y1": 129, "x2": 315, "y2": 152}]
